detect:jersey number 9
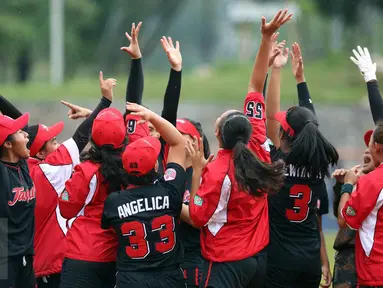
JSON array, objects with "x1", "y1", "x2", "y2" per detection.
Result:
[
  {"x1": 121, "y1": 215, "x2": 176, "y2": 259},
  {"x1": 286, "y1": 184, "x2": 312, "y2": 223},
  {"x1": 127, "y1": 119, "x2": 137, "y2": 134}
]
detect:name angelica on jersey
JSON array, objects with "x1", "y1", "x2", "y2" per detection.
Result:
[{"x1": 118, "y1": 196, "x2": 170, "y2": 219}]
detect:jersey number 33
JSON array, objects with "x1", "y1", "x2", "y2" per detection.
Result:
[{"x1": 121, "y1": 215, "x2": 176, "y2": 259}]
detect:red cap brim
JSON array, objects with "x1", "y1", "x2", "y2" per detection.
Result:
[
  {"x1": 29, "y1": 121, "x2": 64, "y2": 156},
  {"x1": 11, "y1": 113, "x2": 29, "y2": 135},
  {"x1": 176, "y1": 119, "x2": 201, "y2": 139},
  {"x1": 364, "y1": 130, "x2": 373, "y2": 147},
  {"x1": 274, "y1": 111, "x2": 295, "y2": 137}
]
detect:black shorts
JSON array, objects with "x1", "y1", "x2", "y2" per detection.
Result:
[
  {"x1": 116, "y1": 267, "x2": 185, "y2": 288},
  {"x1": 333, "y1": 247, "x2": 357, "y2": 288},
  {"x1": 0, "y1": 255, "x2": 36, "y2": 288},
  {"x1": 60, "y1": 258, "x2": 116, "y2": 288},
  {"x1": 37, "y1": 273, "x2": 61, "y2": 288},
  {"x1": 265, "y1": 263, "x2": 321, "y2": 288},
  {"x1": 181, "y1": 254, "x2": 204, "y2": 288},
  {"x1": 201, "y1": 250, "x2": 267, "y2": 288}
]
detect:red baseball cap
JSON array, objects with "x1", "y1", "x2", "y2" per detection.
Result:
[
  {"x1": 274, "y1": 111, "x2": 295, "y2": 137},
  {"x1": 0, "y1": 113, "x2": 29, "y2": 146},
  {"x1": 364, "y1": 130, "x2": 373, "y2": 147},
  {"x1": 125, "y1": 114, "x2": 150, "y2": 143},
  {"x1": 92, "y1": 108, "x2": 126, "y2": 149},
  {"x1": 122, "y1": 136, "x2": 161, "y2": 176},
  {"x1": 29, "y1": 122, "x2": 64, "y2": 157},
  {"x1": 176, "y1": 118, "x2": 201, "y2": 139}
]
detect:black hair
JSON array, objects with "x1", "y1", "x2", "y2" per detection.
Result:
[
  {"x1": 0, "y1": 135, "x2": 14, "y2": 158},
  {"x1": 126, "y1": 169, "x2": 159, "y2": 186},
  {"x1": 373, "y1": 120, "x2": 383, "y2": 144},
  {"x1": 282, "y1": 106, "x2": 339, "y2": 178},
  {"x1": 183, "y1": 118, "x2": 211, "y2": 159},
  {"x1": 219, "y1": 111, "x2": 285, "y2": 196},
  {"x1": 81, "y1": 138, "x2": 129, "y2": 193}
]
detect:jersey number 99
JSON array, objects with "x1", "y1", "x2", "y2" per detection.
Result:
[
  {"x1": 286, "y1": 184, "x2": 312, "y2": 222},
  {"x1": 121, "y1": 215, "x2": 176, "y2": 259}
]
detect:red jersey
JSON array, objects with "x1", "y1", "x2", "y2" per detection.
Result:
[
  {"x1": 30, "y1": 138, "x2": 80, "y2": 277},
  {"x1": 189, "y1": 149, "x2": 269, "y2": 262},
  {"x1": 58, "y1": 161, "x2": 117, "y2": 262},
  {"x1": 244, "y1": 91, "x2": 270, "y2": 163},
  {"x1": 341, "y1": 164, "x2": 383, "y2": 286}
]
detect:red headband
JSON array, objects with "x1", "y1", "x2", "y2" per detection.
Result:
[{"x1": 176, "y1": 119, "x2": 201, "y2": 139}]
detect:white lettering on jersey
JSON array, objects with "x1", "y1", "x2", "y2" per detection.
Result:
[{"x1": 118, "y1": 196, "x2": 170, "y2": 219}]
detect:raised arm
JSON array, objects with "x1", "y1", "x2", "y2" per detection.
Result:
[
  {"x1": 0, "y1": 95, "x2": 23, "y2": 119},
  {"x1": 265, "y1": 40, "x2": 288, "y2": 147},
  {"x1": 351, "y1": 46, "x2": 383, "y2": 124},
  {"x1": 248, "y1": 9, "x2": 292, "y2": 93},
  {"x1": 61, "y1": 72, "x2": 115, "y2": 152},
  {"x1": 121, "y1": 22, "x2": 144, "y2": 111},
  {"x1": 291, "y1": 42, "x2": 315, "y2": 115},
  {"x1": 160, "y1": 36, "x2": 182, "y2": 127},
  {"x1": 126, "y1": 102, "x2": 186, "y2": 170}
]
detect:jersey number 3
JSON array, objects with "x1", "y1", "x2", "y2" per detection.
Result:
[
  {"x1": 246, "y1": 101, "x2": 262, "y2": 119},
  {"x1": 286, "y1": 184, "x2": 312, "y2": 222},
  {"x1": 121, "y1": 215, "x2": 176, "y2": 259}
]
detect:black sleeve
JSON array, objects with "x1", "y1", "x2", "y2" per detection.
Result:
[
  {"x1": 317, "y1": 180, "x2": 329, "y2": 216},
  {"x1": 162, "y1": 162, "x2": 187, "y2": 201},
  {"x1": 332, "y1": 181, "x2": 342, "y2": 218},
  {"x1": 0, "y1": 95, "x2": 23, "y2": 119},
  {"x1": 367, "y1": 80, "x2": 383, "y2": 124},
  {"x1": 125, "y1": 58, "x2": 144, "y2": 114},
  {"x1": 101, "y1": 195, "x2": 113, "y2": 230},
  {"x1": 297, "y1": 82, "x2": 316, "y2": 116},
  {"x1": 72, "y1": 97, "x2": 111, "y2": 152},
  {"x1": 270, "y1": 144, "x2": 285, "y2": 163},
  {"x1": 161, "y1": 69, "x2": 182, "y2": 127},
  {"x1": 262, "y1": 73, "x2": 268, "y2": 99}
]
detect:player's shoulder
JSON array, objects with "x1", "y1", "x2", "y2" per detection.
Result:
[{"x1": 162, "y1": 162, "x2": 186, "y2": 182}]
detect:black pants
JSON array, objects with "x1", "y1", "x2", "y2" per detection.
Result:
[
  {"x1": 201, "y1": 250, "x2": 267, "y2": 288},
  {"x1": 0, "y1": 255, "x2": 36, "y2": 288},
  {"x1": 333, "y1": 247, "x2": 357, "y2": 288},
  {"x1": 116, "y1": 267, "x2": 185, "y2": 288},
  {"x1": 265, "y1": 263, "x2": 321, "y2": 288},
  {"x1": 37, "y1": 273, "x2": 61, "y2": 288},
  {"x1": 60, "y1": 258, "x2": 116, "y2": 288}
]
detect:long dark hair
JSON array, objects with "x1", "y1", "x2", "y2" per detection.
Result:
[
  {"x1": 81, "y1": 138, "x2": 129, "y2": 193},
  {"x1": 282, "y1": 107, "x2": 339, "y2": 178},
  {"x1": 0, "y1": 135, "x2": 13, "y2": 158},
  {"x1": 183, "y1": 118, "x2": 210, "y2": 159},
  {"x1": 219, "y1": 111, "x2": 285, "y2": 196}
]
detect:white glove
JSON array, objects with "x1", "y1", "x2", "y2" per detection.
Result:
[{"x1": 350, "y1": 46, "x2": 377, "y2": 82}]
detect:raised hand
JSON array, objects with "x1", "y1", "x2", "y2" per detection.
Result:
[
  {"x1": 61, "y1": 100, "x2": 92, "y2": 120},
  {"x1": 121, "y1": 22, "x2": 142, "y2": 59},
  {"x1": 185, "y1": 137, "x2": 214, "y2": 171},
  {"x1": 268, "y1": 33, "x2": 285, "y2": 67},
  {"x1": 160, "y1": 36, "x2": 182, "y2": 72},
  {"x1": 350, "y1": 46, "x2": 377, "y2": 82},
  {"x1": 125, "y1": 102, "x2": 155, "y2": 123},
  {"x1": 272, "y1": 45, "x2": 289, "y2": 69},
  {"x1": 291, "y1": 42, "x2": 304, "y2": 82},
  {"x1": 261, "y1": 9, "x2": 293, "y2": 37},
  {"x1": 99, "y1": 71, "x2": 116, "y2": 102}
]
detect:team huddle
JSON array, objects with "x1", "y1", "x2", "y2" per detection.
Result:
[{"x1": 0, "y1": 8, "x2": 382, "y2": 288}]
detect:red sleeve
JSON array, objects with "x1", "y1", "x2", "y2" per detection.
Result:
[
  {"x1": 59, "y1": 164, "x2": 95, "y2": 219},
  {"x1": 189, "y1": 163, "x2": 225, "y2": 228},
  {"x1": 341, "y1": 175, "x2": 380, "y2": 230},
  {"x1": 244, "y1": 92, "x2": 270, "y2": 163}
]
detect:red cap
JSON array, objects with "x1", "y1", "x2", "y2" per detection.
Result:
[
  {"x1": 364, "y1": 130, "x2": 373, "y2": 147},
  {"x1": 0, "y1": 113, "x2": 29, "y2": 146},
  {"x1": 122, "y1": 136, "x2": 161, "y2": 176},
  {"x1": 29, "y1": 122, "x2": 64, "y2": 157},
  {"x1": 125, "y1": 114, "x2": 150, "y2": 143},
  {"x1": 92, "y1": 108, "x2": 126, "y2": 149},
  {"x1": 274, "y1": 111, "x2": 295, "y2": 137},
  {"x1": 176, "y1": 118, "x2": 201, "y2": 139}
]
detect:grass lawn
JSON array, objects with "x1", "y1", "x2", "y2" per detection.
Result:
[{"x1": 0, "y1": 57, "x2": 378, "y2": 105}]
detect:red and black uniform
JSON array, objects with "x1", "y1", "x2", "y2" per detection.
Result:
[
  {"x1": 102, "y1": 162, "x2": 187, "y2": 287},
  {"x1": 189, "y1": 91, "x2": 270, "y2": 288},
  {"x1": 0, "y1": 113, "x2": 36, "y2": 288},
  {"x1": 341, "y1": 164, "x2": 383, "y2": 287},
  {"x1": 59, "y1": 108, "x2": 127, "y2": 288}
]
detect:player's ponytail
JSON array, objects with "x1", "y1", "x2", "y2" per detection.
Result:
[
  {"x1": 220, "y1": 111, "x2": 285, "y2": 196},
  {"x1": 81, "y1": 138, "x2": 129, "y2": 193},
  {"x1": 283, "y1": 107, "x2": 338, "y2": 178}
]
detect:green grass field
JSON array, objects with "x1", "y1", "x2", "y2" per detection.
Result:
[{"x1": 0, "y1": 57, "x2": 378, "y2": 105}]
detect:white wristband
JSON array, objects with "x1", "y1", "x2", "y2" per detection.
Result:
[{"x1": 363, "y1": 71, "x2": 377, "y2": 82}]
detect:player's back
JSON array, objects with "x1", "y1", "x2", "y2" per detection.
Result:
[
  {"x1": 102, "y1": 174, "x2": 184, "y2": 272},
  {"x1": 267, "y1": 163, "x2": 328, "y2": 270}
]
